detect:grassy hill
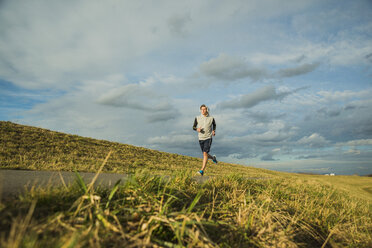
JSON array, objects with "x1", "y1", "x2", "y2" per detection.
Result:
[
  {"x1": 1, "y1": 121, "x2": 371, "y2": 247},
  {"x1": 0, "y1": 121, "x2": 276, "y2": 178}
]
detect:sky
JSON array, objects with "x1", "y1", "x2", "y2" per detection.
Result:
[{"x1": 1, "y1": 0, "x2": 371, "y2": 175}]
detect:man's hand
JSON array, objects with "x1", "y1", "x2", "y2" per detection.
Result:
[
  {"x1": 197, "y1": 128, "x2": 201, "y2": 133},
  {"x1": 212, "y1": 130, "x2": 216, "y2": 136}
]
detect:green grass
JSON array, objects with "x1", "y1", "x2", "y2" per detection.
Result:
[
  {"x1": 302, "y1": 175, "x2": 372, "y2": 202},
  {"x1": 1, "y1": 121, "x2": 372, "y2": 247}
]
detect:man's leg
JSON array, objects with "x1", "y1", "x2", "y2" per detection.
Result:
[
  {"x1": 201, "y1": 152, "x2": 214, "y2": 171},
  {"x1": 199, "y1": 138, "x2": 213, "y2": 175}
]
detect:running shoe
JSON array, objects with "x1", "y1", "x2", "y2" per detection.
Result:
[
  {"x1": 212, "y1": 155, "x2": 218, "y2": 164},
  {"x1": 199, "y1": 170, "x2": 204, "y2": 176}
]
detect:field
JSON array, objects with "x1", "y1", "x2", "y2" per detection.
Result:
[{"x1": 1, "y1": 121, "x2": 371, "y2": 247}]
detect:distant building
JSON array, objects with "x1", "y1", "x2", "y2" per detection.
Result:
[
  {"x1": 330, "y1": 173, "x2": 335, "y2": 176},
  {"x1": 325, "y1": 174, "x2": 329, "y2": 176}
]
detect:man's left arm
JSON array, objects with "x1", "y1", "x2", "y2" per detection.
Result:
[{"x1": 212, "y1": 118, "x2": 216, "y2": 136}]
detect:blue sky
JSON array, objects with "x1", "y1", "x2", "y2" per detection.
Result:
[{"x1": 1, "y1": 0, "x2": 371, "y2": 175}]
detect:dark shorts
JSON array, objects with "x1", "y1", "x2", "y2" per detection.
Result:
[{"x1": 199, "y1": 138, "x2": 212, "y2": 153}]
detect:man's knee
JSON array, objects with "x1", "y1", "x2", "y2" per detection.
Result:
[{"x1": 203, "y1": 152, "x2": 208, "y2": 156}]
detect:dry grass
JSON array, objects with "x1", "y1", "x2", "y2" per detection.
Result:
[
  {"x1": 0, "y1": 121, "x2": 275, "y2": 178},
  {"x1": 1, "y1": 169, "x2": 371, "y2": 247},
  {"x1": 1, "y1": 121, "x2": 372, "y2": 247}
]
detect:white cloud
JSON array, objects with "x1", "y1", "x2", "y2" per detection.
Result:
[
  {"x1": 199, "y1": 54, "x2": 321, "y2": 82},
  {"x1": 218, "y1": 85, "x2": 305, "y2": 109},
  {"x1": 219, "y1": 85, "x2": 277, "y2": 109},
  {"x1": 317, "y1": 89, "x2": 372, "y2": 102},
  {"x1": 297, "y1": 133, "x2": 329, "y2": 147},
  {"x1": 277, "y1": 63, "x2": 320, "y2": 78},
  {"x1": 251, "y1": 121, "x2": 297, "y2": 144},
  {"x1": 0, "y1": 0, "x2": 316, "y2": 90},
  {"x1": 247, "y1": 31, "x2": 372, "y2": 68},
  {"x1": 336, "y1": 139, "x2": 372, "y2": 147},
  {"x1": 343, "y1": 149, "x2": 361, "y2": 155},
  {"x1": 0, "y1": 1, "x2": 176, "y2": 89},
  {"x1": 200, "y1": 53, "x2": 268, "y2": 81},
  {"x1": 147, "y1": 133, "x2": 198, "y2": 155},
  {"x1": 97, "y1": 83, "x2": 172, "y2": 112},
  {"x1": 146, "y1": 112, "x2": 177, "y2": 123}
]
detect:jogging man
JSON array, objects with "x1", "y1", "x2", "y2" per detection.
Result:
[{"x1": 193, "y1": 104, "x2": 217, "y2": 176}]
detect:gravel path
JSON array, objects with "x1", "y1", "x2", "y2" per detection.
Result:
[
  {"x1": 0, "y1": 169, "x2": 211, "y2": 199},
  {"x1": 0, "y1": 169, "x2": 128, "y2": 199},
  {"x1": 0, "y1": 169, "x2": 267, "y2": 199}
]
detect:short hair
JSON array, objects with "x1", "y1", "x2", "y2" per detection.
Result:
[{"x1": 200, "y1": 104, "x2": 207, "y2": 109}]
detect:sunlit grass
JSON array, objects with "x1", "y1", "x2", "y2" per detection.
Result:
[{"x1": 0, "y1": 121, "x2": 275, "y2": 178}]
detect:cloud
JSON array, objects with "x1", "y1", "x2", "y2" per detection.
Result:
[
  {"x1": 147, "y1": 133, "x2": 197, "y2": 155},
  {"x1": 244, "y1": 111, "x2": 286, "y2": 124},
  {"x1": 343, "y1": 149, "x2": 361, "y2": 155},
  {"x1": 97, "y1": 83, "x2": 172, "y2": 112},
  {"x1": 218, "y1": 86, "x2": 275, "y2": 109},
  {"x1": 317, "y1": 89, "x2": 372, "y2": 102},
  {"x1": 296, "y1": 155, "x2": 320, "y2": 159},
  {"x1": 336, "y1": 139, "x2": 372, "y2": 147},
  {"x1": 0, "y1": 0, "x2": 188, "y2": 89},
  {"x1": 261, "y1": 148, "x2": 281, "y2": 161},
  {"x1": 199, "y1": 53, "x2": 268, "y2": 81},
  {"x1": 148, "y1": 134, "x2": 195, "y2": 147},
  {"x1": 200, "y1": 54, "x2": 321, "y2": 82},
  {"x1": 167, "y1": 13, "x2": 191, "y2": 36},
  {"x1": 316, "y1": 107, "x2": 341, "y2": 118},
  {"x1": 261, "y1": 153, "x2": 277, "y2": 161},
  {"x1": 146, "y1": 112, "x2": 177, "y2": 123},
  {"x1": 297, "y1": 133, "x2": 329, "y2": 147},
  {"x1": 299, "y1": 90, "x2": 372, "y2": 141},
  {"x1": 207, "y1": 119, "x2": 298, "y2": 161},
  {"x1": 247, "y1": 32, "x2": 371, "y2": 69},
  {"x1": 251, "y1": 126, "x2": 297, "y2": 144},
  {"x1": 1, "y1": 1, "x2": 319, "y2": 89},
  {"x1": 366, "y1": 53, "x2": 372, "y2": 63},
  {"x1": 277, "y1": 63, "x2": 320, "y2": 78},
  {"x1": 218, "y1": 85, "x2": 305, "y2": 109}
]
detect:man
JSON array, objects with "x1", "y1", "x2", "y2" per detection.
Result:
[{"x1": 193, "y1": 104, "x2": 217, "y2": 176}]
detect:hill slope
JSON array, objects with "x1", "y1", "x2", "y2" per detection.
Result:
[
  {"x1": 0, "y1": 121, "x2": 275, "y2": 177},
  {"x1": 1, "y1": 121, "x2": 371, "y2": 201}
]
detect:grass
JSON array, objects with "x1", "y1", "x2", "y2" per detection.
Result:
[
  {"x1": 1, "y1": 170, "x2": 371, "y2": 247},
  {"x1": 303, "y1": 175, "x2": 372, "y2": 202},
  {"x1": 0, "y1": 121, "x2": 275, "y2": 178},
  {"x1": 1, "y1": 121, "x2": 372, "y2": 247}
]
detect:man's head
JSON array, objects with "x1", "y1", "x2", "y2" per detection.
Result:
[{"x1": 200, "y1": 104, "x2": 208, "y2": 116}]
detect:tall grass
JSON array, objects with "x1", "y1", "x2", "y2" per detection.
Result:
[{"x1": 1, "y1": 170, "x2": 371, "y2": 247}]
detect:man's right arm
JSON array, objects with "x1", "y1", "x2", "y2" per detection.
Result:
[{"x1": 193, "y1": 118, "x2": 198, "y2": 131}]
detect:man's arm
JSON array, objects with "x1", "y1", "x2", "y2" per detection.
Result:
[
  {"x1": 212, "y1": 118, "x2": 216, "y2": 131},
  {"x1": 193, "y1": 118, "x2": 198, "y2": 131},
  {"x1": 212, "y1": 118, "x2": 216, "y2": 136}
]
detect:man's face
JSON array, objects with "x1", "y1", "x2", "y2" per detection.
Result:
[{"x1": 201, "y1": 107, "x2": 207, "y2": 116}]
